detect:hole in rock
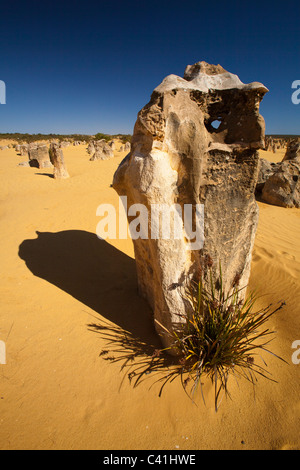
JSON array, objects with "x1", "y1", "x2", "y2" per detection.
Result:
[{"x1": 211, "y1": 119, "x2": 222, "y2": 130}]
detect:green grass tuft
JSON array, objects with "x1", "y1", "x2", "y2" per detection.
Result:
[
  {"x1": 92, "y1": 262, "x2": 287, "y2": 411},
  {"x1": 155, "y1": 264, "x2": 287, "y2": 410}
]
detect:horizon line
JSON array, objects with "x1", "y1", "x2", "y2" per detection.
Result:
[{"x1": 0, "y1": 132, "x2": 299, "y2": 138}]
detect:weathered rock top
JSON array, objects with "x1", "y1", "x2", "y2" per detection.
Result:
[{"x1": 154, "y1": 60, "x2": 268, "y2": 94}]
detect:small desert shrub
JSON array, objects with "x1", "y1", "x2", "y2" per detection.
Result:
[
  {"x1": 95, "y1": 261, "x2": 286, "y2": 411},
  {"x1": 155, "y1": 262, "x2": 286, "y2": 410},
  {"x1": 94, "y1": 132, "x2": 111, "y2": 142},
  {"x1": 119, "y1": 134, "x2": 132, "y2": 144}
]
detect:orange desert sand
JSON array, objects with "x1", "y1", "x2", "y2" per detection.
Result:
[{"x1": 0, "y1": 140, "x2": 300, "y2": 450}]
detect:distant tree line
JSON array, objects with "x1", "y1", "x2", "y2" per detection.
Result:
[
  {"x1": 0, "y1": 133, "x2": 92, "y2": 143},
  {"x1": 265, "y1": 135, "x2": 300, "y2": 140},
  {"x1": 94, "y1": 133, "x2": 131, "y2": 143},
  {"x1": 0, "y1": 132, "x2": 132, "y2": 144}
]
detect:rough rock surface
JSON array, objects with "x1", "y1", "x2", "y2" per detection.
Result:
[
  {"x1": 28, "y1": 144, "x2": 52, "y2": 168},
  {"x1": 256, "y1": 158, "x2": 280, "y2": 195},
  {"x1": 90, "y1": 140, "x2": 114, "y2": 161},
  {"x1": 87, "y1": 141, "x2": 95, "y2": 155},
  {"x1": 19, "y1": 144, "x2": 29, "y2": 156},
  {"x1": 282, "y1": 138, "x2": 300, "y2": 161},
  {"x1": 261, "y1": 160, "x2": 300, "y2": 208},
  {"x1": 112, "y1": 61, "x2": 268, "y2": 350},
  {"x1": 59, "y1": 141, "x2": 70, "y2": 148},
  {"x1": 49, "y1": 143, "x2": 69, "y2": 179}
]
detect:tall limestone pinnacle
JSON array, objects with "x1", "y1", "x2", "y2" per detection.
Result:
[{"x1": 113, "y1": 62, "x2": 268, "y2": 351}]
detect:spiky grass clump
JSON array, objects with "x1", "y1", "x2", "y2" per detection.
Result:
[
  {"x1": 93, "y1": 262, "x2": 286, "y2": 411},
  {"x1": 158, "y1": 264, "x2": 286, "y2": 410}
]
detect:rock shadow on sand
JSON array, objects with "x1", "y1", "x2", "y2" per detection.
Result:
[
  {"x1": 18, "y1": 230, "x2": 162, "y2": 349},
  {"x1": 34, "y1": 172, "x2": 54, "y2": 178}
]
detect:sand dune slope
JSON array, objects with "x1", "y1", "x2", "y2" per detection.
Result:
[{"x1": 0, "y1": 144, "x2": 299, "y2": 450}]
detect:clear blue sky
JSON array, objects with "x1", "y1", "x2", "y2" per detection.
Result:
[{"x1": 0, "y1": 0, "x2": 299, "y2": 135}]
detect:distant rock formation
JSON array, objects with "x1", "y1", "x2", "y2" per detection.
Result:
[
  {"x1": 112, "y1": 61, "x2": 268, "y2": 350},
  {"x1": 258, "y1": 139, "x2": 300, "y2": 207},
  {"x1": 49, "y1": 143, "x2": 69, "y2": 179},
  {"x1": 264, "y1": 136, "x2": 287, "y2": 152},
  {"x1": 87, "y1": 141, "x2": 95, "y2": 155},
  {"x1": 28, "y1": 144, "x2": 52, "y2": 168},
  {"x1": 261, "y1": 160, "x2": 300, "y2": 208},
  {"x1": 59, "y1": 141, "x2": 70, "y2": 148},
  {"x1": 282, "y1": 138, "x2": 300, "y2": 161},
  {"x1": 90, "y1": 140, "x2": 114, "y2": 161},
  {"x1": 20, "y1": 144, "x2": 29, "y2": 156},
  {"x1": 256, "y1": 158, "x2": 280, "y2": 195}
]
